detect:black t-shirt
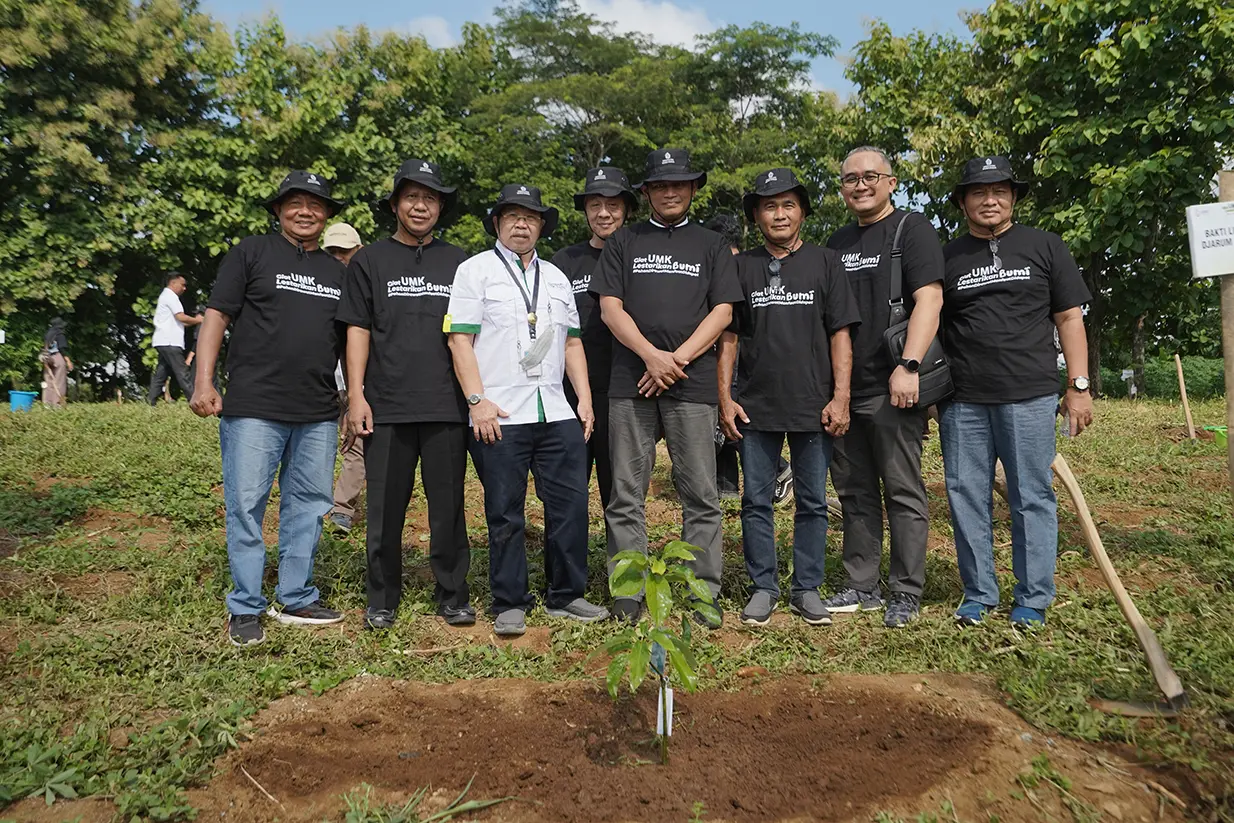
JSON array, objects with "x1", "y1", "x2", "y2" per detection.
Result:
[
  {"x1": 337, "y1": 237, "x2": 469, "y2": 425},
  {"x1": 550, "y1": 241, "x2": 611, "y2": 396},
  {"x1": 730, "y1": 245, "x2": 861, "y2": 431},
  {"x1": 207, "y1": 234, "x2": 345, "y2": 422},
  {"x1": 826, "y1": 209, "x2": 944, "y2": 398},
  {"x1": 590, "y1": 220, "x2": 743, "y2": 405},
  {"x1": 942, "y1": 224, "x2": 1091, "y2": 404}
]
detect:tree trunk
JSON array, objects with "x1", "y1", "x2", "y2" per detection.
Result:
[
  {"x1": 1132, "y1": 313, "x2": 1147, "y2": 395},
  {"x1": 1085, "y1": 255, "x2": 1104, "y2": 395}
]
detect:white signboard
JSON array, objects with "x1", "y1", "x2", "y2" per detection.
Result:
[{"x1": 1186, "y1": 202, "x2": 1234, "y2": 279}]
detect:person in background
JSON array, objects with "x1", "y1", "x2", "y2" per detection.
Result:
[
  {"x1": 341, "y1": 161, "x2": 475, "y2": 632},
  {"x1": 321, "y1": 222, "x2": 365, "y2": 535},
  {"x1": 940, "y1": 155, "x2": 1094, "y2": 628},
  {"x1": 720, "y1": 168, "x2": 859, "y2": 627},
  {"x1": 40, "y1": 317, "x2": 72, "y2": 408},
  {"x1": 191, "y1": 170, "x2": 348, "y2": 647},
  {"x1": 447, "y1": 184, "x2": 609, "y2": 637},
  {"x1": 147, "y1": 272, "x2": 203, "y2": 405},
  {"x1": 824, "y1": 146, "x2": 945, "y2": 629}
]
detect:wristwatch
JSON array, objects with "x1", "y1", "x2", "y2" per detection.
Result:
[
  {"x1": 467, "y1": 393, "x2": 484, "y2": 406},
  {"x1": 1069, "y1": 376, "x2": 1090, "y2": 393},
  {"x1": 898, "y1": 357, "x2": 920, "y2": 374}
]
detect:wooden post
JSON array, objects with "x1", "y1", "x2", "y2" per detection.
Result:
[
  {"x1": 1174, "y1": 353, "x2": 1196, "y2": 440},
  {"x1": 1220, "y1": 171, "x2": 1234, "y2": 510}
]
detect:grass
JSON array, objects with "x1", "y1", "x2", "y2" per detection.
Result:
[{"x1": 0, "y1": 399, "x2": 1231, "y2": 819}]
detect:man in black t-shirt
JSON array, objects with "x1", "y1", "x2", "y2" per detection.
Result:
[
  {"x1": 591, "y1": 148, "x2": 744, "y2": 627},
  {"x1": 192, "y1": 171, "x2": 349, "y2": 647},
  {"x1": 940, "y1": 156, "x2": 1094, "y2": 629},
  {"x1": 550, "y1": 167, "x2": 638, "y2": 516},
  {"x1": 337, "y1": 160, "x2": 474, "y2": 632},
  {"x1": 720, "y1": 168, "x2": 860, "y2": 627},
  {"x1": 825, "y1": 146, "x2": 945, "y2": 628}
]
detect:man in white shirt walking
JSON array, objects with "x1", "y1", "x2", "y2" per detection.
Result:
[
  {"x1": 446, "y1": 184, "x2": 609, "y2": 637},
  {"x1": 147, "y1": 272, "x2": 203, "y2": 405}
]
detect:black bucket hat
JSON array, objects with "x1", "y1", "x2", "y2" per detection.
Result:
[
  {"x1": 263, "y1": 170, "x2": 346, "y2": 216},
  {"x1": 742, "y1": 167, "x2": 815, "y2": 221},
  {"x1": 482, "y1": 184, "x2": 559, "y2": 238},
  {"x1": 384, "y1": 158, "x2": 459, "y2": 221},
  {"x1": 949, "y1": 156, "x2": 1030, "y2": 208},
  {"x1": 636, "y1": 148, "x2": 707, "y2": 189},
  {"x1": 573, "y1": 166, "x2": 638, "y2": 214}
]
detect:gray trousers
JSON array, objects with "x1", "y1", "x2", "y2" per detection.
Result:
[
  {"x1": 606, "y1": 396, "x2": 723, "y2": 596},
  {"x1": 830, "y1": 393, "x2": 929, "y2": 596}
]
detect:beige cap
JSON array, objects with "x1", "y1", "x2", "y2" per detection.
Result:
[{"x1": 321, "y1": 222, "x2": 362, "y2": 250}]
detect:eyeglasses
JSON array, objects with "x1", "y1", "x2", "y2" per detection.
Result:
[
  {"x1": 839, "y1": 172, "x2": 893, "y2": 189},
  {"x1": 989, "y1": 238, "x2": 1002, "y2": 271},
  {"x1": 500, "y1": 212, "x2": 543, "y2": 227},
  {"x1": 768, "y1": 257, "x2": 783, "y2": 290}
]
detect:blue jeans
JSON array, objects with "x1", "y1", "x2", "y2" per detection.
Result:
[
  {"x1": 939, "y1": 395, "x2": 1059, "y2": 610},
  {"x1": 739, "y1": 429, "x2": 832, "y2": 597},
  {"x1": 471, "y1": 420, "x2": 589, "y2": 614},
  {"x1": 220, "y1": 416, "x2": 338, "y2": 615}
]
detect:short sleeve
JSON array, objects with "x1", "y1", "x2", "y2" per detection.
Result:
[
  {"x1": 821, "y1": 250, "x2": 862, "y2": 334},
  {"x1": 707, "y1": 241, "x2": 744, "y2": 307},
  {"x1": 207, "y1": 241, "x2": 250, "y2": 316},
  {"x1": 901, "y1": 213, "x2": 945, "y2": 293},
  {"x1": 170, "y1": 292, "x2": 185, "y2": 315},
  {"x1": 337, "y1": 250, "x2": 374, "y2": 329},
  {"x1": 589, "y1": 229, "x2": 627, "y2": 299},
  {"x1": 565, "y1": 284, "x2": 582, "y2": 337},
  {"x1": 728, "y1": 258, "x2": 754, "y2": 334},
  {"x1": 1047, "y1": 233, "x2": 1092, "y2": 312},
  {"x1": 446, "y1": 259, "x2": 484, "y2": 334}
]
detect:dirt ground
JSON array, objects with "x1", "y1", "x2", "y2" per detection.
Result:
[{"x1": 151, "y1": 674, "x2": 1187, "y2": 823}]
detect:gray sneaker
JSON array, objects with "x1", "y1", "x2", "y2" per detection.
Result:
[
  {"x1": 328, "y1": 513, "x2": 353, "y2": 534},
  {"x1": 494, "y1": 609, "x2": 526, "y2": 637},
  {"x1": 884, "y1": 592, "x2": 920, "y2": 628},
  {"x1": 821, "y1": 587, "x2": 884, "y2": 613},
  {"x1": 740, "y1": 591, "x2": 776, "y2": 627},
  {"x1": 789, "y1": 591, "x2": 832, "y2": 626},
  {"x1": 545, "y1": 598, "x2": 610, "y2": 623}
]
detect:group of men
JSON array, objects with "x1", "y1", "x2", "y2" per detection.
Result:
[{"x1": 187, "y1": 145, "x2": 1094, "y2": 648}]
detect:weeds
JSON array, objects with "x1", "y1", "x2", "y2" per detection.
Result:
[{"x1": 339, "y1": 777, "x2": 510, "y2": 823}]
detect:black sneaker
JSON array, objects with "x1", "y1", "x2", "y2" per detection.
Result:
[
  {"x1": 789, "y1": 591, "x2": 832, "y2": 626},
  {"x1": 438, "y1": 603, "x2": 476, "y2": 626},
  {"x1": 820, "y1": 587, "x2": 884, "y2": 613},
  {"x1": 690, "y1": 598, "x2": 723, "y2": 630},
  {"x1": 364, "y1": 608, "x2": 396, "y2": 631},
  {"x1": 773, "y1": 464, "x2": 794, "y2": 505},
  {"x1": 228, "y1": 614, "x2": 264, "y2": 646},
  {"x1": 612, "y1": 597, "x2": 642, "y2": 624},
  {"x1": 884, "y1": 592, "x2": 920, "y2": 628},
  {"x1": 267, "y1": 600, "x2": 344, "y2": 625}
]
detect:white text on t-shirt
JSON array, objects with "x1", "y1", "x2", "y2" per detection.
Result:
[{"x1": 275, "y1": 273, "x2": 342, "y2": 300}]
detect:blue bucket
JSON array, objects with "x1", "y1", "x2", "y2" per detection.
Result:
[{"x1": 8, "y1": 390, "x2": 38, "y2": 412}]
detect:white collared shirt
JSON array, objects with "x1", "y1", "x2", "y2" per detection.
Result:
[
  {"x1": 446, "y1": 241, "x2": 582, "y2": 425},
  {"x1": 649, "y1": 216, "x2": 690, "y2": 229},
  {"x1": 152, "y1": 287, "x2": 186, "y2": 348}
]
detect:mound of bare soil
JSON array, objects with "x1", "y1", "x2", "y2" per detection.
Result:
[{"x1": 175, "y1": 674, "x2": 1185, "y2": 823}]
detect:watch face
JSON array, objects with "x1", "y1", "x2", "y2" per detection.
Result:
[
  {"x1": 1073, "y1": 377, "x2": 1090, "y2": 391},
  {"x1": 467, "y1": 394, "x2": 482, "y2": 405}
]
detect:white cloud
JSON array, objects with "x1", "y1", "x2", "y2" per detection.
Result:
[
  {"x1": 576, "y1": 0, "x2": 717, "y2": 49},
  {"x1": 407, "y1": 15, "x2": 458, "y2": 48}
]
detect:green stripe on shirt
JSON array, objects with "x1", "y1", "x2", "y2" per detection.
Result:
[{"x1": 449, "y1": 323, "x2": 481, "y2": 334}]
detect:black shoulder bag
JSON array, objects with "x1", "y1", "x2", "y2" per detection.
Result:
[{"x1": 882, "y1": 215, "x2": 954, "y2": 408}]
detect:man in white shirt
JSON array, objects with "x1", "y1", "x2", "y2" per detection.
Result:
[
  {"x1": 446, "y1": 183, "x2": 609, "y2": 636},
  {"x1": 147, "y1": 272, "x2": 203, "y2": 405}
]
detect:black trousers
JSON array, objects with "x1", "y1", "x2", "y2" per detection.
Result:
[
  {"x1": 147, "y1": 346, "x2": 195, "y2": 405},
  {"x1": 565, "y1": 385, "x2": 612, "y2": 509},
  {"x1": 364, "y1": 422, "x2": 469, "y2": 611}
]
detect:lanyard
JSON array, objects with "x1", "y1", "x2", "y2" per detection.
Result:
[{"x1": 493, "y1": 247, "x2": 541, "y2": 339}]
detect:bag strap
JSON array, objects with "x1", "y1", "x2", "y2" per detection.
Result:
[{"x1": 887, "y1": 213, "x2": 910, "y2": 325}]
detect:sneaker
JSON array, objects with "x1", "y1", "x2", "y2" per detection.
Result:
[
  {"x1": 438, "y1": 604, "x2": 476, "y2": 627},
  {"x1": 327, "y1": 513, "x2": 352, "y2": 534},
  {"x1": 545, "y1": 597, "x2": 610, "y2": 623},
  {"x1": 821, "y1": 587, "x2": 884, "y2": 613},
  {"x1": 494, "y1": 608, "x2": 526, "y2": 637},
  {"x1": 954, "y1": 600, "x2": 994, "y2": 626},
  {"x1": 884, "y1": 592, "x2": 920, "y2": 628},
  {"x1": 612, "y1": 598, "x2": 642, "y2": 624},
  {"x1": 267, "y1": 600, "x2": 344, "y2": 626},
  {"x1": 773, "y1": 464, "x2": 794, "y2": 505},
  {"x1": 740, "y1": 591, "x2": 776, "y2": 627},
  {"x1": 718, "y1": 486, "x2": 741, "y2": 501},
  {"x1": 1010, "y1": 605, "x2": 1046, "y2": 628},
  {"x1": 789, "y1": 591, "x2": 832, "y2": 626},
  {"x1": 364, "y1": 608, "x2": 396, "y2": 631},
  {"x1": 689, "y1": 598, "x2": 723, "y2": 630},
  {"x1": 228, "y1": 614, "x2": 264, "y2": 646}
]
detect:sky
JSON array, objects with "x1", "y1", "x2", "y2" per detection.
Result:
[{"x1": 200, "y1": 0, "x2": 977, "y2": 97}]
